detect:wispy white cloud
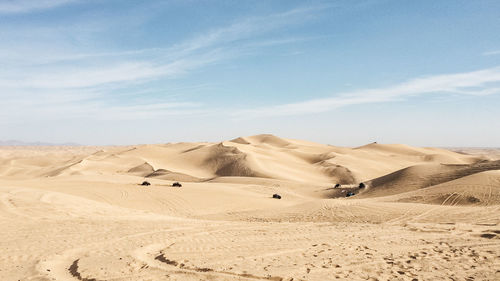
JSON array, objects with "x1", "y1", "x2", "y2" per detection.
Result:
[
  {"x1": 0, "y1": 5, "x2": 325, "y2": 121},
  {"x1": 0, "y1": 0, "x2": 77, "y2": 14},
  {"x1": 0, "y1": 62, "x2": 161, "y2": 89},
  {"x1": 235, "y1": 67, "x2": 500, "y2": 118},
  {"x1": 1, "y1": 4, "x2": 322, "y2": 82},
  {"x1": 0, "y1": 52, "x2": 225, "y2": 90},
  {"x1": 165, "y1": 5, "x2": 325, "y2": 58},
  {"x1": 0, "y1": 48, "x2": 163, "y2": 65},
  {"x1": 483, "y1": 50, "x2": 500, "y2": 56},
  {"x1": 0, "y1": 87, "x2": 205, "y2": 122}
]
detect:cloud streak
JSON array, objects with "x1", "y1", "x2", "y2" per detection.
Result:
[
  {"x1": 483, "y1": 50, "x2": 500, "y2": 56},
  {"x1": 0, "y1": 5, "x2": 325, "y2": 122},
  {"x1": 0, "y1": 0, "x2": 77, "y2": 14},
  {"x1": 235, "y1": 67, "x2": 500, "y2": 118}
]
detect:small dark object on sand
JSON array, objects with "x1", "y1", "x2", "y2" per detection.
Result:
[
  {"x1": 334, "y1": 184, "x2": 341, "y2": 188},
  {"x1": 172, "y1": 182, "x2": 182, "y2": 187},
  {"x1": 141, "y1": 181, "x2": 151, "y2": 186},
  {"x1": 346, "y1": 192, "x2": 355, "y2": 197},
  {"x1": 272, "y1": 194, "x2": 281, "y2": 199},
  {"x1": 359, "y1": 183, "x2": 366, "y2": 189}
]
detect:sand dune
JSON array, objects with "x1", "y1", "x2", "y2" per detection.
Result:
[
  {"x1": 360, "y1": 160, "x2": 500, "y2": 198},
  {"x1": 392, "y1": 170, "x2": 500, "y2": 206},
  {"x1": 0, "y1": 134, "x2": 483, "y2": 183},
  {"x1": 1, "y1": 135, "x2": 499, "y2": 280}
]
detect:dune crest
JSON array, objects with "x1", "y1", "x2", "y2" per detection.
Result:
[
  {"x1": 0, "y1": 135, "x2": 487, "y2": 183},
  {"x1": 361, "y1": 160, "x2": 500, "y2": 199},
  {"x1": 1, "y1": 136, "x2": 500, "y2": 281}
]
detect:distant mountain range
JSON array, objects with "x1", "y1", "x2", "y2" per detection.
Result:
[{"x1": 0, "y1": 140, "x2": 80, "y2": 146}]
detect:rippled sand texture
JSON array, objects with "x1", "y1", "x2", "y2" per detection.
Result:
[{"x1": 1, "y1": 135, "x2": 499, "y2": 280}]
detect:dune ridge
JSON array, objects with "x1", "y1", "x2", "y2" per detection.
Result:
[
  {"x1": 0, "y1": 134, "x2": 485, "y2": 184},
  {"x1": 358, "y1": 160, "x2": 500, "y2": 203},
  {"x1": 1, "y1": 135, "x2": 500, "y2": 281}
]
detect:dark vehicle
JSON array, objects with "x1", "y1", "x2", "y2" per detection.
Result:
[
  {"x1": 172, "y1": 182, "x2": 182, "y2": 187},
  {"x1": 346, "y1": 192, "x2": 355, "y2": 197},
  {"x1": 272, "y1": 194, "x2": 281, "y2": 199},
  {"x1": 141, "y1": 181, "x2": 151, "y2": 186},
  {"x1": 334, "y1": 184, "x2": 341, "y2": 188},
  {"x1": 359, "y1": 183, "x2": 366, "y2": 189}
]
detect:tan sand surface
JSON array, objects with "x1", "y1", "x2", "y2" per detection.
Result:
[
  {"x1": 1, "y1": 135, "x2": 499, "y2": 280},
  {"x1": 449, "y1": 147, "x2": 500, "y2": 161}
]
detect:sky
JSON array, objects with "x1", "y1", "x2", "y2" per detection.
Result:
[{"x1": 1, "y1": 0, "x2": 500, "y2": 146}]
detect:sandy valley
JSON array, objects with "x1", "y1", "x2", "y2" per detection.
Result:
[{"x1": 1, "y1": 134, "x2": 499, "y2": 281}]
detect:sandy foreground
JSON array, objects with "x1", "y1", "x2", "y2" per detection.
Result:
[{"x1": 1, "y1": 134, "x2": 499, "y2": 281}]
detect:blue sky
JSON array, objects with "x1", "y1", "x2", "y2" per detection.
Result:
[{"x1": 1, "y1": 0, "x2": 500, "y2": 146}]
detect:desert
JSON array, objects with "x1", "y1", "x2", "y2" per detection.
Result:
[
  {"x1": 2, "y1": 1, "x2": 500, "y2": 280},
  {"x1": 1, "y1": 134, "x2": 499, "y2": 281}
]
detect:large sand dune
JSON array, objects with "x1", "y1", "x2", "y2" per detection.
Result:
[{"x1": 1, "y1": 135, "x2": 499, "y2": 280}]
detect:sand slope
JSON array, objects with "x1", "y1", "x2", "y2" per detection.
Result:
[
  {"x1": 1, "y1": 136, "x2": 499, "y2": 281},
  {"x1": 385, "y1": 170, "x2": 500, "y2": 206},
  {"x1": 0, "y1": 134, "x2": 484, "y2": 183}
]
